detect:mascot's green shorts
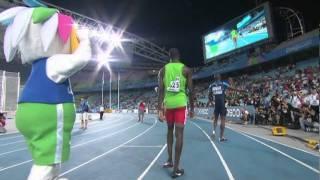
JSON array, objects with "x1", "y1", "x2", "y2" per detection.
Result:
[{"x1": 16, "y1": 103, "x2": 75, "y2": 165}]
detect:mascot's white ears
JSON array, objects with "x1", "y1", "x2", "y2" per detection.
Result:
[
  {"x1": 6, "y1": 8, "x2": 34, "y2": 63},
  {"x1": 1, "y1": 6, "x2": 27, "y2": 62},
  {"x1": 0, "y1": 4, "x2": 77, "y2": 63},
  {"x1": 0, "y1": 0, "x2": 79, "y2": 62},
  {"x1": 0, "y1": 7, "x2": 57, "y2": 63}
]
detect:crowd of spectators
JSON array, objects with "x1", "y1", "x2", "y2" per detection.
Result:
[
  {"x1": 193, "y1": 60, "x2": 319, "y2": 132},
  {"x1": 232, "y1": 63, "x2": 318, "y2": 132}
]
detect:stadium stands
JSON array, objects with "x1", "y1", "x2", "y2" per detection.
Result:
[{"x1": 77, "y1": 57, "x2": 319, "y2": 132}]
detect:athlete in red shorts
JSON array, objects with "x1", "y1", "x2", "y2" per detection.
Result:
[
  {"x1": 158, "y1": 48, "x2": 194, "y2": 178},
  {"x1": 165, "y1": 107, "x2": 187, "y2": 125},
  {"x1": 138, "y1": 101, "x2": 146, "y2": 123}
]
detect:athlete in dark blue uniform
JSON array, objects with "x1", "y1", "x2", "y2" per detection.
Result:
[{"x1": 208, "y1": 74, "x2": 243, "y2": 141}]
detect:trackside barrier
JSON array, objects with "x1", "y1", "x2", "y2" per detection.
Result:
[
  {"x1": 114, "y1": 109, "x2": 156, "y2": 114},
  {"x1": 195, "y1": 106, "x2": 256, "y2": 123}
]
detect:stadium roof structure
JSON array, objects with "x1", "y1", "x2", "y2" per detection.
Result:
[{"x1": 0, "y1": 0, "x2": 169, "y2": 77}]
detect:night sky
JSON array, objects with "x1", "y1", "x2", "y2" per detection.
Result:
[{"x1": 45, "y1": 0, "x2": 319, "y2": 67}]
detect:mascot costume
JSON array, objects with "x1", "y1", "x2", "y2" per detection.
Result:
[{"x1": 0, "y1": 0, "x2": 91, "y2": 179}]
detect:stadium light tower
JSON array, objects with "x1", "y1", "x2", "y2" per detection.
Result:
[
  {"x1": 117, "y1": 72, "x2": 120, "y2": 112},
  {"x1": 109, "y1": 72, "x2": 112, "y2": 109},
  {"x1": 101, "y1": 71, "x2": 104, "y2": 108},
  {"x1": 100, "y1": 64, "x2": 112, "y2": 110}
]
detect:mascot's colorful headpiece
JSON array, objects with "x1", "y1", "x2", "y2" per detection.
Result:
[{"x1": 0, "y1": 0, "x2": 79, "y2": 63}]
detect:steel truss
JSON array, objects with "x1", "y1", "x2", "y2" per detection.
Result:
[
  {"x1": 278, "y1": 7, "x2": 305, "y2": 40},
  {"x1": 9, "y1": 0, "x2": 169, "y2": 64}
]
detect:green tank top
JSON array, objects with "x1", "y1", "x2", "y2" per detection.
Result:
[
  {"x1": 231, "y1": 29, "x2": 238, "y2": 38},
  {"x1": 163, "y1": 62, "x2": 187, "y2": 109}
]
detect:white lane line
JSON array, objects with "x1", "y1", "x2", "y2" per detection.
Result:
[
  {"x1": 0, "y1": 113, "x2": 122, "y2": 138},
  {"x1": 191, "y1": 122, "x2": 235, "y2": 180},
  {"x1": 59, "y1": 118, "x2": 157, "y2": 176},
  {"x1": 0, "y1": 131, "x2": 19, "y2": 136},
  {"x1": 122, "y1": 145, "x2": 163, "y2": 148},
  {"x1": 0, "y1": 122, "x2": 140, "y2": 172},
  {"x1": 0, "y1": 160, "x2": 32, "y2": 172},
  {"x1": 231, "y1": 129, "x2": 320, "y2": 174},
  {"x1": 0, "y1": 119, "x2": 114, "y2": 145},
  {"x1": 0, "y1": 134, "x2": 22, "y2": 141},
  {"x1": 0, "y1": 148, "x2": 27, "y2": 157},
  {"x1": 71, "y1": 123, "x2": 139, "y2": 148},
  {"x1": 0, "y1": 120, "x2": 98, "y2": 141},
  {"x1": 0, "y1": 117, "x2": 122, "y2": 142},
  {"x1": 196, "y1": 117, "x2": 320, "y2": 157},
  {"x1": 137, "y1": 144, "x2": 167, "y2": 180},
  {"x1": 0, "y1": 140, "x2": 25, "y2": 147},
  {"x1": 228, "y1": 127, "x2": 320, "y2": 157},
  {"x1": 0, "y1": 119, "x2": 134, "y2": 157},
  {"x1": 74, "y1": 117, "x2": 123, "y2": 129},
  {"x1": 73, "y1": 118, "x2": 133, "y2": 137}
]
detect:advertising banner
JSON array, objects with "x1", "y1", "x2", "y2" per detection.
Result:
[{"x1": 195, "y1": 106, "x2": 256, "y2": 123}]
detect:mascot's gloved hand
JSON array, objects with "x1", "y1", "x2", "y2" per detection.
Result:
[{"x1": 46, "y1": 29, "x2": 92, "y2": 83}]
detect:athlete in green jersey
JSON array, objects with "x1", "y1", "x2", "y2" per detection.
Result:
[
  {"x1": 158, "y1": 48, "x2": 194, "y2": 178},
  {"x1": 231, "y1": 28, "x2": 238, "y2": 48}
]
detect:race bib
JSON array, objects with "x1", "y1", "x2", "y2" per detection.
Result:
[
  {"x1": 167, "y1": 77, "x2": 181, "y2": 92},
  {"x1": 212, "y1": 86, "x2": 223, "y2": 95},
  {"x1": 312, "y1": 100, "x2": 318, "y2": 105}
]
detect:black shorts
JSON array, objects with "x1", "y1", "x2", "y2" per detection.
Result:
[{"x1": 214, "y1": 105, "x2": 226, "y2": 117}]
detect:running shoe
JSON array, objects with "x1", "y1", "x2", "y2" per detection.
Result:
[
  {"x1": 219, "y1": 137, "x2": 228, "y2": 142},
  {"x1": 172, "y1": 169, "x2": 184, "y2": 178},
  {"x1": 162, "y1": 161, "x2": 173, "y2": 168},
  {"x1": 211, "y1": 130, "x2": 216, "y2": 139}
]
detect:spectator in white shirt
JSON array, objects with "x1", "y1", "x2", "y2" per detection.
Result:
[
  {"x1": 304, "y1": 89, "x2": 319, "y2": 122},
  {"x1": 290, "y1": 91, "x2": 303, "y2": 109},
  {"x1": 304, "y1": 89, "x2": 319, "y2": 106},
  {"x1": 99, "y1": 106, "x2": 104, "y2": 120}
]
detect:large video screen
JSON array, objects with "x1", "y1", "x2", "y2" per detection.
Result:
[{"x1": 203, "y1": 3, "x2": 273, "y2": 62}]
